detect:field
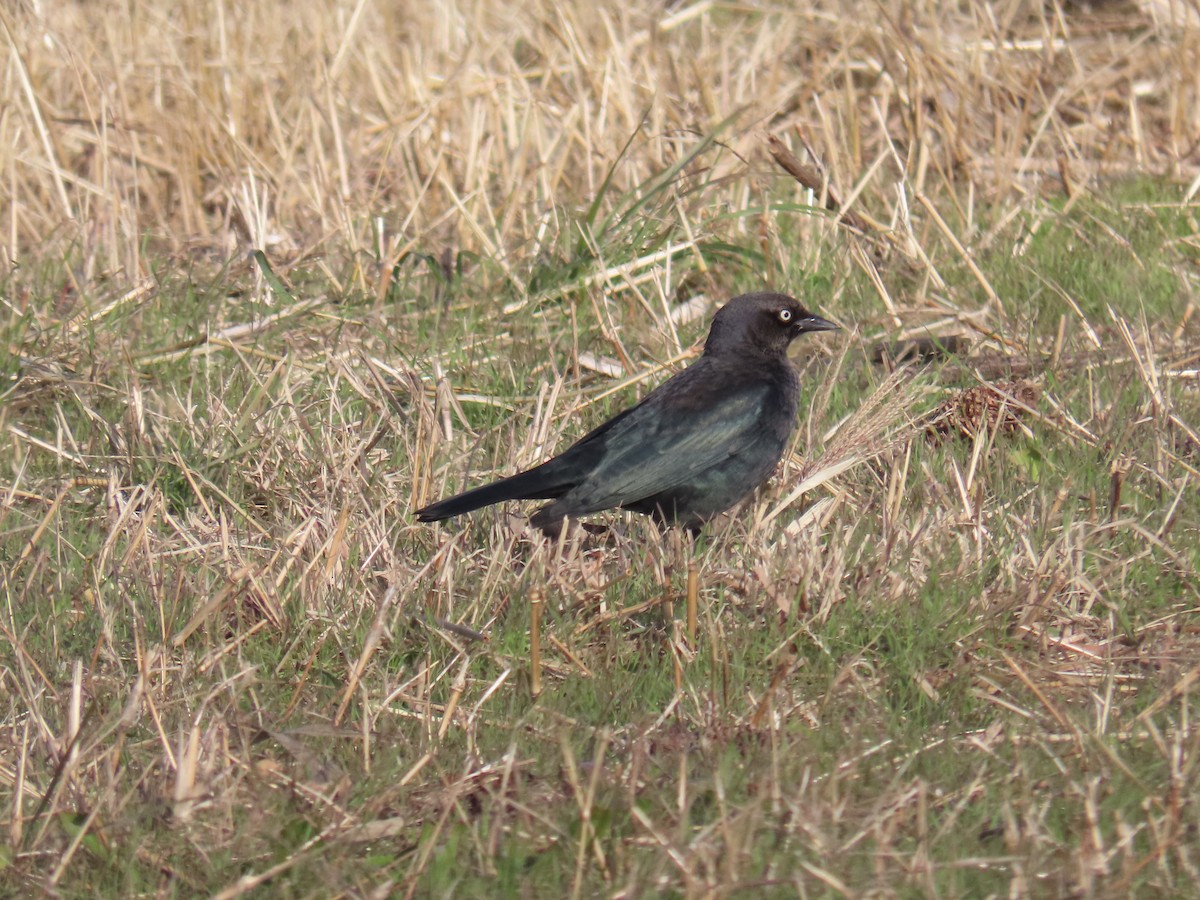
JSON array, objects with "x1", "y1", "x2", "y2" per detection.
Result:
[{"x1": 4, "y1": 0, "x2": 1200, "y2": 896}]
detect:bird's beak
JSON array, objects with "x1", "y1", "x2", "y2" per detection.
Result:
[{"x1": 798, "y1": 314, "x2": 841, "y2": 333}]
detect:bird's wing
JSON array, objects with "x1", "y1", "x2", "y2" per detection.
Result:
[{"x1": 559, "y1": 379, "x2": 778, "y2": 514}]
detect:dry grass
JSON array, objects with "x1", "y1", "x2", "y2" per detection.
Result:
[{"x1": 3, "y1": 0, "x2": 1200, "y2": 895}]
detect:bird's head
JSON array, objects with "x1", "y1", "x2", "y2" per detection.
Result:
[{"x1": 703, "y1": 292, "x2": 841, "y2": 357}]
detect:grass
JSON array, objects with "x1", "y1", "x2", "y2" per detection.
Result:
[{"x1": 4, "y1": 0, "x2": 1200, "y2": 896}]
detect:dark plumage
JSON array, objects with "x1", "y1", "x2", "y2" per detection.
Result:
[{"x1": 416, "y1": 292, "x2": 840, "y2": 534}]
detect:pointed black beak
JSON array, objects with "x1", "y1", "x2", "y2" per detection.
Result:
[{"x1": 798, "y1": 313, "x2": 841, "y2": 333}]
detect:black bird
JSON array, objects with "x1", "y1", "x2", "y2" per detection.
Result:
[{"x1": 416, "y1": 292, "x2": 840, "y2": 535}]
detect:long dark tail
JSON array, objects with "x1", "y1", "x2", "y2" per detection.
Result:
[{"x1": 415, "y1": 462, "x2": 572, "y2": 522}]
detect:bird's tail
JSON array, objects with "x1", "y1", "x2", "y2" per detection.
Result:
[{"x1": 415, "y1": 463, "x2": 569, "y2": 522}]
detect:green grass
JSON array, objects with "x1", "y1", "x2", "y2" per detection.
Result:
[
  {"x1": 975, "y1": 181, "x2": 1195, "y2": 327},
  {"x1": 5, "y1": 167, "x2": 1200, "y2": 900},
  {"x1": 9, "y1": 2, "x2": 1200, "y2": 894}
]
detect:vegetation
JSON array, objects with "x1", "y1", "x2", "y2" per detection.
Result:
[{"x1": 3, "y1": 1, "x2": 1199, "y2": 895}]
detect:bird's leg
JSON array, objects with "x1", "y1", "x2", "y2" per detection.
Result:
[
  {"x1": 533, "y1": 514, "x2": 608, "y2": 540},
  {"x1": 534, "y1": 516, "x2": 567, "y2": 541}
]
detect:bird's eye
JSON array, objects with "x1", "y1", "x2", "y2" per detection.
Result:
[{"x1": 778, "y1": 308, "x2": 793, "y2": 323}]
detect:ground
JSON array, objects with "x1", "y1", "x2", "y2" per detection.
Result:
[{"x1": 3, "y1": 1, "x2": 1200, "y2": 896}]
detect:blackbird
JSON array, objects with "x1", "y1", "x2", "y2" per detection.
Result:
[{"x1": 416, "y1": 292, "x2": 840, "y2": 534}]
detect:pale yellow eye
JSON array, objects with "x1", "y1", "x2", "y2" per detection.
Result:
[{"x1": 778, "y1": 308, "x2": 793, "y2": 323}]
